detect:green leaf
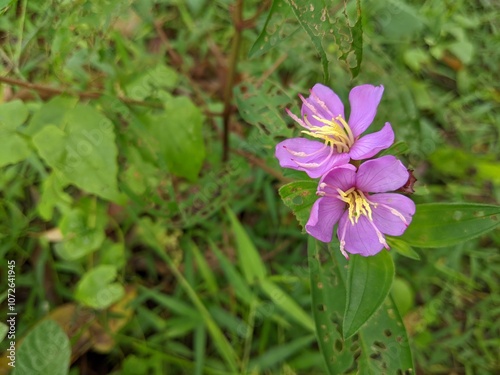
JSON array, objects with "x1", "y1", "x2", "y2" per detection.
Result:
[
  {"x1": 260, "y1": 279, "x2": 315, "y2": 332},
  {"x1": 0, "y1": 99, "x2": 28, "y2": 128},
  {"x1": 343, "y1": 251, "x2": 395, "y2": 339},
  {"x1": 286, "y1": 0, "x2": 364, "y2": 80},
  {"x1": 146, "y1": 96, "x2": 205, "y2": 181},
  {"x1": 227, "y1": 207, "x2": 267, "y2": 284},
  {"x1": 125, "y1": 64, "x2": 178, "y2": 100},
  {"x1": 309, "y1": 238, "x2": 414, "y2": 374},
  {"x1": 248, "y1": 335, "x2": 316, "y2": 371},
  {"x1": 234, "y1": 82, "x2": 293, "y2": 140},
  {"x1": 346, "y1": 0, "x2": 363, "y2": 78},
  {"x1": 401, "y1": 203, "x2": 500, "y2": 247},
  {"x1": 0, "y1": 100, "x2": 32, "y2": 167},
  {"x1": 13, "y1": 320, "x2": 70, "y2": 375},
  {"x1": 391, "y1": 277, "x2": 415, "y2": 316},
  {"x1": 378, "y1": 141, "x2": 410, "y2": 157},
  {"x1": 188, "y1": 240, "x2": 219, "y2": 295},
  {"x1": 279, "y1": 180, "x2": 317, "y2": 230},
  {"x1": 287, "y1": 0, "x2": 331, "y2": 82},
  {"x1": 55, "y1": 198, "x2": 107, "y2": 260},
  {"x1": 357, "y1": 296, "x2": 414, "y2": 374},
  {"x1": 308, "y1": 237, "x2": 355, "y2": 374},
  {"x1": 25, "y1": 96, "x2": 78, "y2": 136},
  {"x1": 37, "y1": 172, "x2": 72, "y2": 220},
  {"x1": 386, "y1": 236, "x2": 420, "y2": 260},
  {"x1": 248, "y1": 0, "x2": 299, "y2": 58},
  {"x1": 32, "y1": 103, "x2": 122, "y2": 201},
  {"x1": 75, "y1": 265, "x2": 125, "y2": 309},
  {"x1": 210, "y1": 240, "x2": 256, "y2": 305}
]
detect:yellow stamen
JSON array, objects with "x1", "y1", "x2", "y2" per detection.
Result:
[
  {"x1": 337, "y1": 188, "x2": 377, "y2": 225},
  {"x1": 301, "y1": 114, "x2": 355, "y2": 154}
]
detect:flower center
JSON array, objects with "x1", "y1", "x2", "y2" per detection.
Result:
[
  {"x1": 302, "y1": 115, "x2": 355, "y2": 153},
  {"x1": 336, "y1": 187, "x2": 376, "y2": 225}
]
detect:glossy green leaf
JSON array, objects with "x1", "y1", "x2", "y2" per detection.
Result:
[
  {"x1": 227, "y1": 207, "x2": 267, "y2": 284},
  {"x1": 13, "y1": 320, "x2": 70, "y2": 375},
  {"x1": 75, "y1": 265, "x2": 125, "y2": 309},
  {"x1": 343, "y1": 251, "x2": 395, "y2": 339},
  {"x1": 279, "y1": 180, "x2": 317, "y2": 230},
  {"x1": 0, "y1": 100, "x2": 32, "y2": 167},
  {"x1": 401, "y1": 203, "x2": 500, "y2": 247},
  {"x1": 32, "y1": 103, "x2": 122, "y2": 201},
  {"x1": 260, "y1": 279, "x2": 315, "y2": 332},
  {"x1": 248, "y1": 0, "x2": 299, "y2": 58}
]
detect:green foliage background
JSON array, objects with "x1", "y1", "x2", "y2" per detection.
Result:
[{"x1": 0, "y1": 0, "x2": 499, "y2": 374}]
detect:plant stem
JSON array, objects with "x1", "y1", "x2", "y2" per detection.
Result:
[{"x1": 222, "y1": 0, "x2": 244, "y2": 162}]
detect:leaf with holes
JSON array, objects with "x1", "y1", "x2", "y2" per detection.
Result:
[
  {"x1": 401, "y1": 203, "x2": 500, "y2": 247},
  {"x1": 287, "y1": 0, "x2": 331, "y2": 81},
  {"x1": 357, "y1": 296, "x2": 414, "y2": 374},
  {"x1": 279, "y1": 180, "x2": 317, "y2": 230},
  {"x1": 248, "y1": 0, "x2": 299, "y2": 58},
  {"x1": 310, "y1": 240, "x2": 414, "y2": 374},
  {"x1": 309, "y1": 237, "x2": 355, "y2": 374}
]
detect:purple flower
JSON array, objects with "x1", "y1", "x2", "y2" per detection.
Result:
[
  {"x1": 275, "y1": 83, "x2": 394, "y2": 178},
  {"x1": 306, "y1": 155, "x2": 415, "y2": 258}
]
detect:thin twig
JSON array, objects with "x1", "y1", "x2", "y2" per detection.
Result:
[{"x1": 0, "y1": 75, "x2": 163, "y2": 109}]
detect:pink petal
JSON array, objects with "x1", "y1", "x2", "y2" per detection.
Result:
[
  {"x1": 349, "y1": 123, "x2": 394, "y2": 160},
  {"x1": 306, "y1": 197, "x2": 345, "y2": 243},
  {"x1": 355, "y1": 155, "x2": 409, "y2": 193},
  {"x1": 319, "y1": 164, "x2": 357, "y2": 193},
  {"x1": 338, "y1": 214, "x2": 386, "y2": 256},
  {"x1": 369, "y1": 193, "x2": 416, "y2": 236},
  {"x1": 301, "y1": 83, "x2": 345, "y2": 127},
  {"x1": 347, "y1": 84, "x2": 384, "y2": 137},
  {"x1": 275, "y1": 138, "x2": 350, "y2": 178}
]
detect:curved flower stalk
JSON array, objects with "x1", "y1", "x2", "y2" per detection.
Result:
[
  {"x1": 275, "y1": 83, "x2": 394, "y2": 178},
  {"x1": 306, "y1": 156, "x2": 416, "y2": 258}
]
